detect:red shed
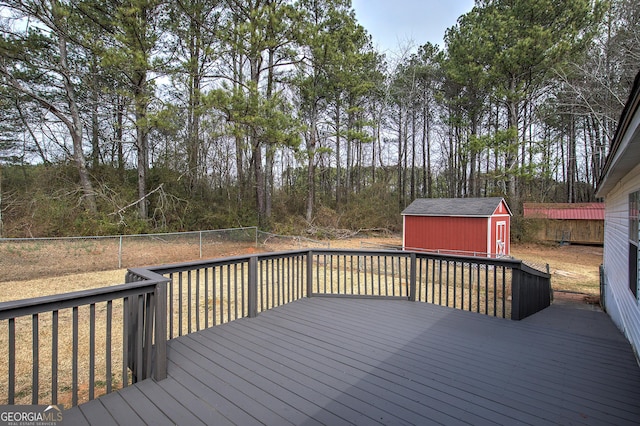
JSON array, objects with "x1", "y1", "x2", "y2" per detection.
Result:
[{"x1": 401, "y1": 197, "x2": 512, "y2": 257}]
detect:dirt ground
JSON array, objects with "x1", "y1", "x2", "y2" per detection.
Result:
[
  {"x1": 511, "y1": 242, "x2": 602, "y2": 297},
  {"x1": 0, "y1": 236, "x2": 602, "y2": 303}
]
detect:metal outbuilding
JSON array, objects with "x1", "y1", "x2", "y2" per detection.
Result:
[
  {"x1": 401, "y1": 197, "x2": 512, "y2": 257},
  {"x1": 523, "y1": 202, "x2": 604, "y2": 244}
]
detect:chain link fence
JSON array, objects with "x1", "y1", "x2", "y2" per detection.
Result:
[
  {"x1": 0, "y1": 227, "x2": 328, "y2": 282},
  {"x1": 256, "y1": 230, "x2": 330, "y2": 251}
]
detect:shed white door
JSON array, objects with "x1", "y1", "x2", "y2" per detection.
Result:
[{"x1": 496, "y1": 221, "x2": 506, "y2": 256}]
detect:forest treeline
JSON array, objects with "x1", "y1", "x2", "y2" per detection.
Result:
[{"x1": 0, "y1": 0, "x2": 638, "y2": 237}]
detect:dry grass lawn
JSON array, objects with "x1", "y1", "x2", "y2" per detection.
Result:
[{"x1": 511, "y1": 242, "x2": 602, "y2": 296}]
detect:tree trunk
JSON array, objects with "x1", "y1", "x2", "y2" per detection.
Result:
[
  {"x1": 90, "y1": 59, "x2": 100, "y2": 169},
  {"x1": 346, "y1": 101, "x2": 353, "y2": 202},
  {"x1": 186, "y1": 25, "x2": 202, "y2": 190},
  {"x1": 116, "y1": 96, "x2": 125, "y2": 181},
  {"x1": 410, "y1": 109, "x2": 416, "y2": 201},
  {"x1": 134, "y1": 69, "x2": 149, "y2": 220},
  {"x1": 249, "y1": 56, "x2": 266, "y2": 226},
  {"x1": 136, "y1": 118, "x2": 148, "y2": 220},
  {"x1": 335, "y1": 100, "x2": 342, "y2": 206},
  {"x1": 397, "y1": 106, "x2": 403, "y2": 209},
  {"x1": 402, "y1": 116, "x2": 408, "y2": 204},
  {"x1": 506, "y1": 93, "x2": 519, "y2": 208},
  {"x1": 421, "y1": 102, "x2": 427, "y2": 197},
  {"x1": 253, "y1": 131, "x2": 266, "y2": 227},
  {"x1": 426, "y1": 107, "x2": 432, "y2": 198},
  {"x1": 567, "y1": 113, "x2": 577, "y2": 203},
  {"x1": 306, "y1": 110, "x2": 318, "y2": 222},
  {"x1": 265, "y1": 47, "x2": 276, "y2": 220},
  {"x1": 469, "y1": 110, "x2": 478, "y2": 197},
  {"x1": 447, "y1": 107, "x2": 455, "y2": 197},
  {"x1": 0, "y1": 164, "x2": 4, "y2": 238},
  {"x1": 233, "y1": 48, "x2": 245, "y2": 203},
  {"x1": 54, "y1": 6, "x2": 97, "y2": 215}
]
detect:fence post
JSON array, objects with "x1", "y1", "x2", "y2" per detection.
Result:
[
  {"x1": 409, "y1": 253, "x2": 417, "y2": 301},
  {"x1": 154, "y1": 281, "x2": 167, "y2": 381},
  {"x1": 118, "y1": 236, "x2": 123, "y2": 269},
  {"x1": 248, "y1": 256, "x2": 258, "y2": 318},
  {"x1": 306, "y1": 251, "x2": 314, "y2": 297},
  {"x1": 511, "y1": 267, "x2": 522, "y2": 320}
]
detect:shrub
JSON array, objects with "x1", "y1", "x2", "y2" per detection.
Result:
[{"x1": 511, "y1": 215, "x2": 543, "y2": 243}]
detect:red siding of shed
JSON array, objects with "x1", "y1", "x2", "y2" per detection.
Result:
[{"x1": 403, "y1": 216, "x2": 489, "y2": 255}]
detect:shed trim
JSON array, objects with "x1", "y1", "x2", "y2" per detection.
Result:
[
  {"x1": 402, "y1": 215, "x2": 406, "y2": 249},
  {"x1": 486, "y1": 217, "x2": 491, "y2": 255}
]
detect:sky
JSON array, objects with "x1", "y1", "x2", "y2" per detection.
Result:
[{"x1": 351, "y1": 0, "x2": 475, "y2": 56}]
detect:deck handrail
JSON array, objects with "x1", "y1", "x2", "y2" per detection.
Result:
[
  {"x1": 0, "y1": 275, "x2": 168, "y2": 408},
  {"x1": 0, "y1": 248, "x2": 550, "y2": 408}
]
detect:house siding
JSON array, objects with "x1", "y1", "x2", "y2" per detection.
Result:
[{"x1": 602, "y1": 161, "x2": 640, "y2": 358}]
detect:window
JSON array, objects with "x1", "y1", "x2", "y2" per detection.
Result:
[{"x1": 630, "y1": 191, "x2": 640, "y2": 298}]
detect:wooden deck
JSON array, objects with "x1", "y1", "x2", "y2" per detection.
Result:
[{"x1": 64, "y1": 297, "x2": 640, "y2": 425}]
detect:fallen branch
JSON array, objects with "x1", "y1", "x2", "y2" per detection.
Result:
[
  {"x1": 305, "y1": 224, "x2": 392, "y2": 240},
  {"x1": 109, "y1": 184, "x2": 165, "y2": 218}
]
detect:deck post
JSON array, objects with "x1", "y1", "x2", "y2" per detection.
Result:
[
  {"x1": 154, "y1": 280, "x2": 167, "y2": 381},
  {"x1": 134, "y1": 295, "x2": 144, "y2": 382},
  {"x1": 599, "y1": 264, "x2": 606, "y2": 311},
  {"x1": 306, "y1": 251, "x2": 313, "y2": 297},
  {"x1": 409, "y1": 253, "x2": 417, "y2": 301},
  {"x1": 248, "y1": 256, "x2": 258, "y2": 318},
  {"x1": 511, "y1": 267, "x2": 522, "y2": 320},
  {"x1": 144, "y1": 294, "x2": 154, "y2": 379}
]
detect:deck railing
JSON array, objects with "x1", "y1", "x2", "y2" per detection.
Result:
[
  {"x1": 0, "y1": 248, "x2": 550, "y2": 408},
  {"x1": 308, "y1": 250, "x2": 550, "y2": 319},
  {"x1": 0, "y1": 274, "x2": 168, "y2": 408}
]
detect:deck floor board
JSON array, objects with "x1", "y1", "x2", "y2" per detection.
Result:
[
  {"x1": 166, "y1": 360, "x2": 264, "y2": 426},
  {"x1": 209, "y1": 321, "x2": 405, "y2": 425},
  {"x1": 65, "y1": 298, "x2": 640, "y2": 425},
  {"x1": 244, "y1": 308, "x2": 533, "y2": 425},
  {"x1": 259, "y1": 300, "x2": 634, "y2": 422},
  {"x1": 257, "y1": 300, "x2": 628, "y2": 424},
  {"x1": 187, "y1": 329, "x2": 368, "y2": 425},
  {"x1": 92, "y1": 391, "x2": 145, "y2": 426}
]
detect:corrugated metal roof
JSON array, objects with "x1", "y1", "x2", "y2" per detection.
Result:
[
  {"x1": 523, "y1": 203, "x2": 605, "y2": 220},
  {"x1": 401, "y1": 197, "x2": 510, "y2": 217}
]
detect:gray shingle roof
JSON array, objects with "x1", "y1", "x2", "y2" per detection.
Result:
[{"x1": 401, "y1": 197, "x2": 510, "y2": 217}]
